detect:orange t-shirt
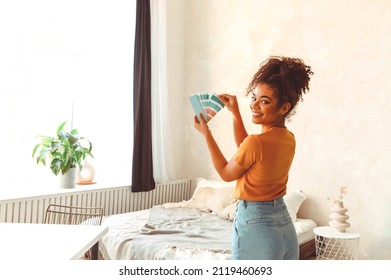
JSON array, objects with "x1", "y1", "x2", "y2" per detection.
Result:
[{"x1": 234, "y1": 127, "x2": 295, "y2": 201}]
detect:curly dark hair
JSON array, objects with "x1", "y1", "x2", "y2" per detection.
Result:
[{"x1": 246, "y1": 56, "x2": 314, "y2": 117}]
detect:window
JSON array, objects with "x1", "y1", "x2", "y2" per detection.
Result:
[{"x1": 0, "y1": 0, "x2": 136, "y2": 198}]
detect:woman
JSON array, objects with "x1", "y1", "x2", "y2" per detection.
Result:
[{"x1": 193, "y1": 56, "x2": 313, "y2": 260}]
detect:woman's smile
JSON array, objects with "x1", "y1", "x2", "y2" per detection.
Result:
[{"x1": 252, "y1": 112, "x2": 262, "y2": 117}]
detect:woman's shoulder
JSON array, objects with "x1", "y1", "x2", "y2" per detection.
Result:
[
  {"x1": 250, "y1": 128, "x2": 295, "y2": 143},
  {"x1": 245, "y1": 133, "x2": 263, "y2": 141},
  {"x1": 240, "y1": 134, "x2": 263, "y2": 148}
]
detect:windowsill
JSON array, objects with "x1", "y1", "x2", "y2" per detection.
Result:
[{"x1": 0, "y1": 181, "x2": 131, "y2": 202}]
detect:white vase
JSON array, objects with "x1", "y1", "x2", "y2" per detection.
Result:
[
  {"x1": 76, "y1": 160, "x2": 96, "y2": 184},
  {"x1": 329, "y1": 200, "x2": 350, "y2": 232},
  {"x1": 58, "y1": 167, "x2": 77, "y2": 189}
]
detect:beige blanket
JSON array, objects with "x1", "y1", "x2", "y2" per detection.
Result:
[{"x1": 131, "y1": 206, "x2": 232, "y2": 260}]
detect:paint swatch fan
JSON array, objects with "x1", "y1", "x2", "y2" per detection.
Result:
[{"x1": 189, "y1": 92, "x2": 225, "y2": 122}]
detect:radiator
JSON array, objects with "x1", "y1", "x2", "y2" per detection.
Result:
[{"x1": 0, "y1": 179, "x2": 192, "y2": 224}]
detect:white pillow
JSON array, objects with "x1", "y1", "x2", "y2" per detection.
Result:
[
  {"x1": 284, "y1": 190, "x2": 306, "y2": 222},
  {"x1": 196, "y1": 177, "x2": 235, "y2": 189},
  {"x1": 162, "y1": 178, "x2": 236, "y2": 214},
  {"x1": 192, "y1": 178, "x2": 236, "y2": 214},
  {"x1": 189, "y1": 186, "x2": 236, "y2": 213},
  {"x1": 218, "y1": 202, "x2": 237, "y2": 221}
]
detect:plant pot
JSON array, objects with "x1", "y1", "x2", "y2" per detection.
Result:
[{"x1": 58, "y1": 167, "x2": 77, "y2": 189}]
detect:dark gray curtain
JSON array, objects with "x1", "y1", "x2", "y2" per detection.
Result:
[{"x1": 132, "y1": 0, "x2": 155, "y2": 192}]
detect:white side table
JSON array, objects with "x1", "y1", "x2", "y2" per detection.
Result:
[{"x1": 313, "y1": 226, "x2": 360, "y2": 260}]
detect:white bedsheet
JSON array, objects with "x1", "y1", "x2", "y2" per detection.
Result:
[
  {"x1": 295, "y1": 218, "x2": 317, "y2": 245},
  {"x1": 99, "y1": 207, "x2": 317, "y2": 260}
]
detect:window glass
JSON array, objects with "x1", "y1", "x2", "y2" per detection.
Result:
[{"x1": 0, "y1": 0, "x2": 136, "y2": 198}]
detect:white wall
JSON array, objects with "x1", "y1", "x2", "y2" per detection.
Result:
[{"x1": 168, "y1": 0, "x2": 391, "y2": 259}]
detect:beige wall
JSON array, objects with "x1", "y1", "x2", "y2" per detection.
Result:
[
  {"x1": 166, "y1": 0, "x2": 186, "y2": 179},
  {"x1": 167, "y1": 0, "x2": 391, "y2": 259}
]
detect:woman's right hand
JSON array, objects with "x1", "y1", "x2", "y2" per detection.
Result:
[{"x1": 218, "y1": 94, "x2": 239, "y2": 113}]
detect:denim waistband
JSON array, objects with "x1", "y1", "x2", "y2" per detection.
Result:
[{"x1": 238, "y1": 197, "x2": 284, "y2": 207}]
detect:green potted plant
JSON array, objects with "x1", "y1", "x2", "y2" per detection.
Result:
[{"x1": 32, "y1": 121, "x2": 93, "y2": 188}]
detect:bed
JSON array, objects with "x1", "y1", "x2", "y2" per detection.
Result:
[{"x1": 99, "y1": 178, "x2": 317, "y2": 260}]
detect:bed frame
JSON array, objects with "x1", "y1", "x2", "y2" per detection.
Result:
[
  {"x1": 99, "y1": 240, "x2": 315, "y2": 260},
  {"x1": 299, "y1": 239, "x2": 316, "y2": 260}
]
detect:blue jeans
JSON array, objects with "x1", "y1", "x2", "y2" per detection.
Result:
[{"x1": 231, "y1": 198, "x2": 299, "y2": 260}]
